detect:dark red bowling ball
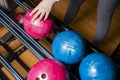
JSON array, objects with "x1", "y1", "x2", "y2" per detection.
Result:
[{"x1": 14, "y1": 12, "x2": 25, "y2": 25}]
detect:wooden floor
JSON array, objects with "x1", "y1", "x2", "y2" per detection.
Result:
[
  {"x1": 0, "y1": 0, "x2": 120, "y2": 79},
  {"x1": 52, "y1": 0, "x2": 120, "y2": 55}
]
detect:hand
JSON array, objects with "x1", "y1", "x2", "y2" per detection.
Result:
[{"x1": 30, "y1": 0, "x2": 58, "y2": 22}]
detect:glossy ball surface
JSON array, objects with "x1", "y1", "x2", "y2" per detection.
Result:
[
  {"x1": 79, "y1": 52, "x2": 118, "y2": 80},
  {"x1": 23, "y1": 9, "x2": 54, "y2": 39},
  {"x1": 27, "y1": 58, "x2": 69, "y2": 80},
  {"x1": 52, "y1": 30, "x2": 86, "y2": 64},
  {"x1": 14, "y1": 12, "x2": 25, "y2": 25}
]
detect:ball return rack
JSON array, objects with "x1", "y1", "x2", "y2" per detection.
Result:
[{"x1": 0, "y1": 0, "x2": 119, "y2": 80}]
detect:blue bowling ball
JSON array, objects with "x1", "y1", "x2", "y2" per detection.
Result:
[
  {"x1": 52, "y1": 30, "x2": 86, "y2": 64},
  {"x1": 79, "y1": 52, "x2": 118, "y2": 80}
]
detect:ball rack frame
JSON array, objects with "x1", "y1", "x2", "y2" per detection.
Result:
[{"x1": 0, "y1": 0, "x2": 119, "y2": 80}]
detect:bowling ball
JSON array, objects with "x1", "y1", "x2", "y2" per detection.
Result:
[
  {"x1": 14, "y1": 12, "x2": 25, "y2": 25},
  {"x1": 52, "y1": 30, "x2": 86, "y2": 64},
  {"x1": 23, "y1": 9, "x2": 54, "y2": 39},
  {"x1": 27, "y1": 58, "x2": 69, "y2": 80},
  {"x1": 79, "y1": 52, "x2": 118, "y2": 80}
]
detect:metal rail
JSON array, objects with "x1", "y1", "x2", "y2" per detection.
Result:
[
  {"x1": 0, "y1": 10, "x2": 53, "y2": 59},
  {"x1": 0, "y1": 16, "x2": 44, "y2": 59},
  {"x1": 0, "y1": 54, "x2": 24, "y2": 80},
  {"x1": 0, "y1": 0, "x2": 109, "y2": 80}
]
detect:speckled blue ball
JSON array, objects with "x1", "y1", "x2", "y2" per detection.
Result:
[
  {"x1": 79, "y1": 52, "x2": 118, "y2": 80},
  {"x1": 52, "y1": 30, "x2": 86, "y2": 64}
]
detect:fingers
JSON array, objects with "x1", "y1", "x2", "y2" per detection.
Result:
[
  {"x1": 30, "y1": 8, "x2": 37, "y2": 16},
  {"x1": 31, "y1": 10, "x2": 41, "y2": 22},
  {"x1": 39, "y1": 12, "x2": 45, "y2": 21},
  {"x1": 30, "y1": 5, "x2": 48, "y2": 21},
  {"x1": 30, "y1": 0, "x2": 55, "y2": 22},
  {"x1": 44, "y1": 11, "x2": 50, "y2": 20},
  {"x1": 31, "y1": 8, "x2": 50, "y2": 22},
  {"x1": 31, "y1": 9, "x2": 47, "y2": 22}
]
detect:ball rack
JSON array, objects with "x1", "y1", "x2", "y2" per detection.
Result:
[{"x1": 0, "y1": 0, "x2": 119, "y2": 80}]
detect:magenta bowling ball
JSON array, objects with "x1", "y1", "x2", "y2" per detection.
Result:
[
  {"x1": 27, "y1": 58, "x2": 69, "y2": 80},
  {"x1": 14, "y1": 12, "x2": 25, "y2": 25},
  {"x1": 23, "y1": 9, "x2": 54, "y2": 39}
]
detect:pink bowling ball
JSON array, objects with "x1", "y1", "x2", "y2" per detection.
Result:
[
  {"x1": 23, "y1": 9, "x2": 54, "y2": 39},
  {"x1": 27, "y1": 58, "x2": 69, "y2": 80}
]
